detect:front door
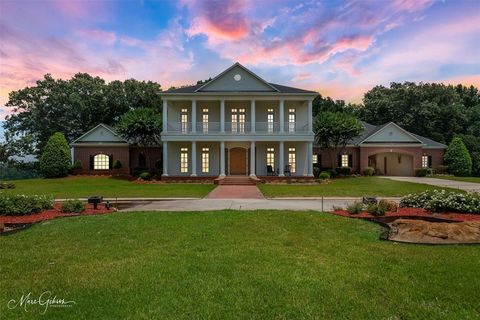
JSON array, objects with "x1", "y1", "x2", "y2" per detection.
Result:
[{"x1": 230, "y1": 147, "x2": 247, "y2": 175}]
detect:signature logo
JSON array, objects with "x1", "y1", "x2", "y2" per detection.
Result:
[{"x1": 8, "y1": 291, "x2": 76, "y2": 314}]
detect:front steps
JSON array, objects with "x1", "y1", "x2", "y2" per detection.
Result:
[{"x1": 216, "y1": 176, "x2": 256, "y2": 185}]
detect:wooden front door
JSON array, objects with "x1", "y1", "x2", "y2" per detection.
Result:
[{"x1": 230, "y1": 147, "x2": 247, "y2": 175}]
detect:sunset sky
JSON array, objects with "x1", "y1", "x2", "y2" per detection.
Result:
[{"x1": 0, "y1": 0, "x2": 479, "y2": 121}]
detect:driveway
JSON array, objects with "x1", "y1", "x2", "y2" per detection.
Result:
[{"x1": 381, "y1": 176, "x2": 480, "y2": 192}]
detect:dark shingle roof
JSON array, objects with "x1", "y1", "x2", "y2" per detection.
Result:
[{"x1": 162, "y1": 83, "x2": 317, "y2": 94}]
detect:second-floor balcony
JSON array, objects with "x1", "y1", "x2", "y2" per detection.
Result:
[{"x1": 166, "y1": 122, "x2": 310, "y2": 134}]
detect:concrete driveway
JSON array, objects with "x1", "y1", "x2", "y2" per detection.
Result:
[{"x1": 380, "y1": 176, "x2": 480, "y2": 192}]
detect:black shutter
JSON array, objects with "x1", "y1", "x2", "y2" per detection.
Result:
[
  {"x1": 109, "y1": 154, "x2": 113, "y2": 170},
  {"x1": 348, "y1": 154, "x2": 353, "y2": 168},
  {"x1": 318, "y1": 154, "x2": 322, "y2": 167},
  {"x1": 428, "y1": 155, "x2": 432, "y2": 168},
  {"x1": 337, "y1": 154, "x2": 342, "y2": 167},
  {"x1": 89, "y1": 155, "x2": 94, "y2": 170}
]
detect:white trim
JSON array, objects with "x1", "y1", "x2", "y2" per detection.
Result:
[
  {"x1": 72, "y1": 143, "x2": 129, "y2": 147},
  {"x1": 72, "y1": 123, "x2": 128, "y2": 144},
  {"x1": 194, "y1": 62, "x2": 280, "y2": 93},
  {"x1": 359, "y1": 122, "x2": 424, "y2": 145},
  {"x1": 359, "y1": 144, "x2": 424, "y2": 148}
]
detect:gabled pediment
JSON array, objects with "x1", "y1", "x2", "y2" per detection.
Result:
[
  {"x1": 360, "y1": 122, "x2": 423, "y2": 144},
  {"x1": 73, "y1": 124, "x2": 127, "y2": 144},
  {"x1": 196, "y1": 62, "x2": 279, "y2": 92}
]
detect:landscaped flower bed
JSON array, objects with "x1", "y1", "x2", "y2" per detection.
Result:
[
  {"x1": 0, "y1": 194, "x2": 54, "y2": 215},
  {"x1": 400, "y1": 190, "x2": 480, "y2": 213}
]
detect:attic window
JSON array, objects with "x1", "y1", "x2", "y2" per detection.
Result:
[{"x1": 234, "y1": 74, "x2": 242, "y2": 81}]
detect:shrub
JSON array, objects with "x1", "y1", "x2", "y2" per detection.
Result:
[
  {"x1": 319, "y1": 171, "x2": 330, "y2": 180},
  {"x1": 71, "y1": 159, "x2": 82, "y2": 170},
  {"x1": 0, "y1": 194, "x2": 54, "y2": 215},
  {"x1": 313, "y1": 167, "x2": 321, "y2": 178},
  {"x1": 139, "y1": 172, "x2": 151, "y2": 181},
  {"x1": 325, "y1": 168, "x2": 337, "y2": 178},
  {"x1": 336, "y1": 167, "x2": 352, "y2": 176},
  {"x1": 363, "y1": 167, "x2": 375, "y2": 176},
  {"x1": 444, "y1": 137, "x2": 472, "y2": 176},
  {"x1": 0, "y1": 182, "x2": 15, "y2": 189},
  {"x1": 61, "y1": 199, "x2": 85, "y2": 213},
  {"x1": 39, "y1": 132, "x2": 71, "y2": 178},
  {"x1": 415, "y1": 168, "x2": 432, "y2": 177},
  {"x1": 132, "y1": 166, "x2": 149, "y2": 177},
  {"x1": 367, "y1": 203, "x2": 386, "y2": 216},
  {"x1": 400, "y1": 190, "x2": 480, "y2": 213},
  {"x1": 378, "y1": 199, "x2": 398, "y2": 212},
  {"x1": 433, "y1": 165, "x2": 448, "y2": 175},
  {"x1": 0, "y1": 163, "x2": 41, "y2": 180},
  {"x1": 346, "y1": 202, "x2": 364, "y2": 214},
  {"x1": 112, "y1": 160, "x2": 122, "y2": 170}
]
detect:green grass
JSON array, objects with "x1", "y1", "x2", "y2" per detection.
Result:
[
  {"x1": 259, "y1": 177, "x2": 456, "y2": 198},
  {"x1": 432, "y1": 175, "x2": 480, "y2": 183},
  {"x1": 1, "y1": 211, "x2": 478, "y2": 319},
  {"x1": 2, "y1": 177, "x2": 215, "y2": 198}
]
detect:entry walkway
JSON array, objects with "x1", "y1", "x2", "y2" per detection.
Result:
[
  {"x1": 206, "y1": 185, "x2": 264, "y2": 199},
  {"x1": 381, "y1": 176, "x2": 480, "y2": 192}
]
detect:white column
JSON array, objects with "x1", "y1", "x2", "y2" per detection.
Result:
[
  {"x1": 279, "y1": 141, "x2": 284, "y2": 177},
  {"x1": 162, "y1": 142, "x2": 168, "y2": 176},
  {"x1": 308, "y1": 100, "x2": 313, "y2": 133},
  {"x1": 191, "y1": 141, "x2": 197, "y2": 176},
  {"x1": 307, "y1": 142, "x2": 313, "y2": 177},
  {"x1": 250, "y1": 141, "x2": 256, "y2": 177},
  {"x1": 220, "y1": 141, "x2": 225, "y2": 177},
  {"x1": 162, "y1": 100, "x2": 168, "y2": 132},
  {"x1": 191, "y1": 100, "x2": 196, "y2": 133},
  {"x1": 279, "y1": 100, "x2": 284, "y2": 133},
  {"x1": 220, "y1": 99, "x2": 225, "y2": 133},
  {"x1": 250, "y1": 100, "x2": 256, "y2": 133}
]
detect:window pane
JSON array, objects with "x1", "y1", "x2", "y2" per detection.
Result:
[
  {"x1": 180, "y1": 148, "x2": 188, "y2": 173},
  {"x1": 94, "y1": 154, "x2": 109, "y2": 170},
  {"x1": 267, "y1": 147, "x2": 275, "y2": 168},
  {"x1": 341, "y1": 154, "x2": 349, "y2": 167},
  {"x1": 202, "y1": 148, "x2": 209, "y2": 173},
  {"x1": 288, "y1": 148, "x2": 296, "y2": 173}
]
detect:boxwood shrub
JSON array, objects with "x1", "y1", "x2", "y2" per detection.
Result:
[
  {"x1": 0, "y1": 194, "x2": 54, "y2": 215},
  {"x1": 61, "y1": 199, "x2": 85, "y2": 214}
]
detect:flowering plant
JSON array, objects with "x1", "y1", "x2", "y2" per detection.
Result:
[{"x1": 400, "y1": 190, "x2": 480, "y2": 213}]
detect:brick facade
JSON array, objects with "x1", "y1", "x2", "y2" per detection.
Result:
[{"x1": 74, "y1": 146, "x2": 130, "y2": 175}]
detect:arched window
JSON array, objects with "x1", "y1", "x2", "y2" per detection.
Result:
[{"x1": 93, "y1": 154, "x2": 110, "y2": 170}]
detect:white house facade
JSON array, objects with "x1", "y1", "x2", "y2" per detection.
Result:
[{"x1": 159, "y1": 63, "x2": 318, "y2": 179}]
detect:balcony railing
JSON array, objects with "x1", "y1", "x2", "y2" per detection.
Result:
[{"x1": 165, "y1": 122, "x2": 310, "y2": 134}]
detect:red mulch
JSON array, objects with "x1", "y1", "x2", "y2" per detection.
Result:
[
  {"x1": 0, "y1": 203, "x2": 114, "y2": 224},
  {"x1": 332, "y1": 207, "x2": 480, "y2": 222}
]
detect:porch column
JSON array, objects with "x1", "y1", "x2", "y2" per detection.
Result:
[
  {"x1": 307, "y1": 142, "x2": 313, "y2": 177},
  {"x1": 220, "y1": 99, "x2": 225, "y2": 133},
  {"x1": 250, "y1": 141, "x2": 256, "y2": 177},
  {"x1": 162, "y1": 142, "x2": 168, "y2": 176},
  {"x1": 307, "y1": 100, "x2": 313, "y2": 133},
  {"x1": 191, "y1": 141, "x2": 197, "y2": 176},
  {"x1": 279, "y1": 141, "x2": 285, "y2": 177},
  {"x1": 191, "y1": 100, "x2": 197, "y2": 133},
  {"x1": 279, "y1": 100, "x2": 285, "y2": 133},
  {"x1": 220, "y1": 141, "x2": 226, "y2": 177},
  {"x1": 250, "y1": 100, "x2": 256, "y2": 133},
  {"x1": 162, "y1": 100, "x2": 168, "y2": 132}
]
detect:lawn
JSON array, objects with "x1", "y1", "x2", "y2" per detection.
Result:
[
  {"x1": 259, "y1": 176, "x2": 455, "y2": 198},
  {"x1": 432, "y1": 175, "x2": 480, "y2": 183},
  {"x1": 2, "y1": 177, "x2": 215, "y2": 198},
  {"x1": 1, "y1": 211, "x2": 478, "y2": 319}
]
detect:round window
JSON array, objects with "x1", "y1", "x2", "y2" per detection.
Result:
[{"x1": 234, "y1": 74, "x2": 242, "y2": 81}]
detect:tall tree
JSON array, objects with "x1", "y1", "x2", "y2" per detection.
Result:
[
  {"x1": 313, "y1": 112, "x2": 363, "y2": 168},
  {"x1": 444, "y1": 137, "x2": 472, "y2": 177}
]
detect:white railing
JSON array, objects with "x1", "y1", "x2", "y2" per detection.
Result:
[{"x1": 165, "y1": 122, "x2": 309, "y2": 134}]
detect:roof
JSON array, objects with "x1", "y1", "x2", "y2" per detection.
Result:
[
  {"x1": 163, "y1": 82, "x2": 317, "y2": 94},
  {"x1": 72, "y1": 123, "x2": 128, "y2": 145}
]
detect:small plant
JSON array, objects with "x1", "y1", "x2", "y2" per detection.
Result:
[
  {"x1": 70, "y1": 159, "x2": 82, "y2": 172},
  {"x1": 139, "y1": 171, "x2": 151, "y2": 181},
  {"x1": 415, "y1": 168, "x2": 432, "y2": 177},
  {"x1": 347, "y1": 202, "x2": 364, "y2": 214},
  {"x1": 378, "y1": 199, "x2": 398, "y2": 212},
  {"x1": 319, "y1": 171, "x2": 330, "y2": 180},
  {"x1": 363, "y1": 167, "x2": 375, "y2": 176},
  {"x1": 112, "y1": 160, "x2": 122, "y2": 170},
  {"x1": 336, "y1": 167, "x2": 352, "y2": 176},
  {"x1": 367, "y1": 203, "x2": 386, "y2": 216},
  {"x1": 325, "y1": 168, "x2": 337, "y2": 178},
  {"x1": 0, "y1": 182, "x2": 15, "y2": 189},
  {"x1": 313, "y1": 167, "x2": 321, "y2": 178},
  {"x1": 61, "y1": 199, "x2": 85, "y2": 214}
]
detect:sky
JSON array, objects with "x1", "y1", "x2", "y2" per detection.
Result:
[{"x1": 0, "y1": 0, "x2": 479, "y2": 121}]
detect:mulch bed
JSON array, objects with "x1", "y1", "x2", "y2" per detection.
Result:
[
  {"x1": 332, "y1": 207, "x2": 480, "y2": 222},
  {"x1": 0, "y1": 203, "x2": 114, "y2": 225}
]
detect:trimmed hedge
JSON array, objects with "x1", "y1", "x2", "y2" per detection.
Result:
[
  {"x1": 61, "y1": 199, "x2": 85, "y2": 213},
  {"x1": 335, "y1": 167, "x2": 352, "y2": 176},
  {"x1": 415, "y1": 168, "x2": 432, "y2": 177},
  {"x1": 0, "y1": 194, "x2": 54, "y2": 215},
  {"x1": 39, "y1": 132, "x2": 71, "y2": 178}
]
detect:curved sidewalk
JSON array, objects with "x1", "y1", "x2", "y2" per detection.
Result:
[{"x1": 381, "y1": 176, "x2": 480, "y2": 192}]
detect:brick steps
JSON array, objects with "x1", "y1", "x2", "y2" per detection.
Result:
[{"x1": 218, "y1": 176, "x2": 256, "y2": 185}]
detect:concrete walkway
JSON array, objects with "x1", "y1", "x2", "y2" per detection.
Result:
[
  {"x1": 380, "y1": 176, "x2": 480, "y2": 192},
  {"x1": 206, "y1": 185, "x2": 264, "y2": 199},
  {"x1": 119, "y1": 197, "x2": 401, "y2": 212}
]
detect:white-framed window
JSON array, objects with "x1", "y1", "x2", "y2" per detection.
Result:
[
  {"x1": 267, "y1": 108, "x2": 274, "y2": 133},
  {"x1": 341, "y1": 154, "x2": 349, "y2": 167},
  {"x1": 94, "y1": 154, "x2": 109, "y2": 170},
  {"x1": 202, "y1": 147, "x2": 209, "y2": 173},
  {"x1": 288, "y1": 108, "x2": 295, "y2": 133},
  {"x1": 312, "y1": 154, "x2": 318, "y2": 165},
  {"x1": 288, "y1": 147, "x2": 296, "y2": 173},
  {"x1": 202, "y1": 108, "x2": 209, "y2": 133},
  {"x1": 231, "y1": 108, "x2": 246, "y2": 133},
  {"x1": 181, "y1": 108, "x2": 188, "y2": 134},
  {"x1": 266, "y1": 147, "x2": 275, "y2": 168},
  {"x1": 422, "y1": 155, "x2": 429, "y2": 168},
  {"x1": 180, "y1": 147, "x2": 188, "y2": 173}
]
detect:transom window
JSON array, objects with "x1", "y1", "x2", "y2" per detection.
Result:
[
  {"x1": 94, "y1": 154, "x2": 109, "y2": 170},
  {"x1": 202, "y1": 108, "x2": 209, "y2": 133},
  {"x1": 267, "y1": 108, "x2": 274, "y2": 133},
  {"x1": 181, "y1": 108, "x2": 188, "y2": 134},
  {"x1": 266, "y1": 147, "x2": 275, "y2": 168},
  {"x1": 202, "y1": 147, "x2": 209, "y2": 173},
  {"x1": 422, "y1": 155, "x2": 430, "y2": 168},
  {"x1": 288, "y1": 147, "x2": 296, "y2": 173},
  {"x1": 341, "y1": 154, "x2": 349, "y2": 167},
  {"x1": 288, "y1": 108, "x2": 296, "y2": 133},
  {"x1": 180, "y1": 147, "x2": 188, "y2": 173}
]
